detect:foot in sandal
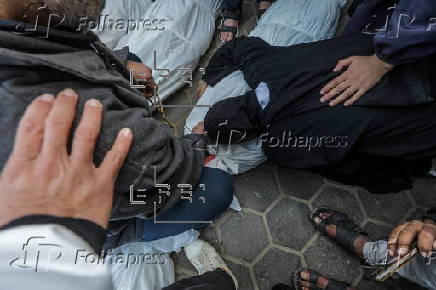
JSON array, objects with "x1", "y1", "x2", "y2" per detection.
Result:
[
  {"x1": 219, "y1": 10, "x2": 239, "y2": 43},
  {"x1": 310, "y1": 207, "x2": 370, "y2": 259},
  {"x1": 257, "y1": 1, "x2": 273, "y2": 20},
  {"x1": 293, "y1": 269, "x2": 357, "y2": 290}
]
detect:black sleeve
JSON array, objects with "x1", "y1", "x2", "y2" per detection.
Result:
[
  {"x1": 0, "y1": 215, "x2": 106, "y2": 251},
  {"x1": 203, "y1": 36, "x2": 268, "y2": 86},
  {"x1": 423, "y1": 208, "x2": 436, "y2": 222}
]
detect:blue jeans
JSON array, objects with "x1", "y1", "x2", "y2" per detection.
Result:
[
  {"x1": 105, "y1": 168, "x2": 233, "y2": 248},
  {"x1": 140, "y1": 167, "x2": 233, "y2": 242}
]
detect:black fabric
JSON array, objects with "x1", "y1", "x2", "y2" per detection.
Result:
[
  {"x1": 162, "y1": 269, "x2": 235, "y2": 290},
  {"x1": 203, "y1": 34, "x2": 436, "y2": 193},
  {"x1": 0, "y1": 215, "x2": 106, "y2": 251},
  {"x1": 272, "y1": 284, "x2": 294, "y2": 290},
  {"x1": 424, "y1": 208, "x2": 436, "y2": 222}
]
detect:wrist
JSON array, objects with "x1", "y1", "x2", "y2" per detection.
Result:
[{"x1": 373, "y1": 54, "x2": 394, "y2": 71}]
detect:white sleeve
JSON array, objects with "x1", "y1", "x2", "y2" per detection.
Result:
[{"x1": 0, "y1": 224, "x2": 113, "y2": 290}]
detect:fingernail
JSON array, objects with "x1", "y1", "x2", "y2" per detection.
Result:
[
  {"x1": 39, "y1": 94, "x2": 54, "y2": 102},
  {"x1": 62, "y1": 88, "x2": 77, "y2": 98},
  {"x1": 87, "y1": 99, "x2": 102, "y2": 108},
  {"x1": 398, "y1": 248, "x2": 408, "y2": 256},
  {"x1": 422, "y1": 252, "x2": 428, "y2": 258},
  {"x1": 388, "y1": 249, "x2": 394, "y2": 257},
  {"x1": 320, "y1": 98, "x2": 326, "y2": 103},
  {"x1": 121, "y1": 128, "x2": 132, "y2": 138}
]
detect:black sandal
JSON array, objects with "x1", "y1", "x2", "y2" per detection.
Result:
[
  {"x1": 310, "y1": 207, "x2": 368, "y2": 253},
  {"x1": 219, "y1": 9, "x2": 240, "y2": 41},
  {"x1": 293, "y1": 269, "x2": 350, "y2": 290},
  {"x1": 257, "y1": 0, "x2": 274, "y2": 20}
]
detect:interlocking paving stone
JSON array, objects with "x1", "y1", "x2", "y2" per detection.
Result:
[
  {"x1": 266, "y1": 198, "x2": 316, "y2": 250},
  {"x1": 200, "y1": 225, "x2": 222, "y2": 254},
  {"x1": 225, "y1": 260, "x2": 255, "y2": 290},
  {"x1": 311, "y1": 186, "x2": 365, "y2": 225},
  {"x1": 276, "y1": 168, "x2": 324, "y2": 200},
  {"x1": 358, "y1": 190, "x2": 411, "y2": 226},
  {"x1": 254, "y1": 248, "x2": 301, "y2": 290},
  {"x1": 304, "y1": 236, "x2": 362, "y2": 284},
  {"x1": 411, "y1": 178, "x2": 436, "y2": 208},
  {"x1": 220, "y1": 211, "x2": 269, "y2": 263},
  {"x1": 362, "y1": 222, "x2": 391, "y2": 241},
  {"x1": 234, "y1": 167, "x2": 280, "y2": 212}
]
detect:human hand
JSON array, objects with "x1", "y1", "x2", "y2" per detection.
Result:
[
  {"x1": 127, "y1": 61, "x2": 158, "y2": 98},
  {"x1": 0, "y1": 89, "x2": 133, "y2": 229},
  {"x1": 388, "y1": 219, "x2": 436, "y2": 258},
  {"x1": 193, "y1": 121, "x2": 205, "y2": 135},
  {"x1": 320, "y1": 54, "x2": 394, "y2": 107}
]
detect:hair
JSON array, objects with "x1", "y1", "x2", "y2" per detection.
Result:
[{"x1": 44, "y1": 0, "x2": 104, "y2": 29}]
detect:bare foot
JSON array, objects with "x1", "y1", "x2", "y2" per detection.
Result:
[{"x1": 220, "y1": 18, "x2": 238, "y2": 43}]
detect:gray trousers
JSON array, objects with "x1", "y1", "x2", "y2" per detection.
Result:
[{"x1": 363, "y1": 241, "x2": 436, "y2": 289}]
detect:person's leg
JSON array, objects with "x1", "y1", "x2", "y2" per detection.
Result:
[
  {"x1": 311, "y1": 209, "x2": 436, "y2": 289},
  {"x1": 256, "y1": 0, "x2": 273, "y2": 20},
  {"x1": 220, "y1": 0, "x2": 242, "y2": 42},
  {"x1": 140, "y1": 168, "x2": 234, "y2": 242},
  {"x1": 221, "y1": 0, "x2": 242, "y2": 11}
]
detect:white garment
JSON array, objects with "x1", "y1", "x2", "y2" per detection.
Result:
[
  {"x1": 185, "y1": 0, "x2": 348, "y2": 174},
  {"x1": 0, "y1": 224, "x2": 112, "y2": 290},
  {"x1": 111, "y1": 230, "x2": 200, "y2": 290},
  {"x1": 95, "y1": 0, "x2": 222, "y2": 101}
]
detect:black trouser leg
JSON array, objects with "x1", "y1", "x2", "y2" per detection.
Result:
[{"x1": 162, "y1": 269, "x2": 236, "y2": 290}]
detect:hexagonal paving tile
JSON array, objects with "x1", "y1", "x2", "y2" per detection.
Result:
[
  {"x1": 362, "y1": 222, "x2": 391, "y2": 241},
  {"x1": 276, "y1": 168, "x2": 324, "y2": 200},
  {"x1": 358, "y1": 189, "x2": 411, "y2": 226},
  {"x1": 225, "y1": 260, "x2": 255, "y2": 290},
  {"x1": 200, "y1": 225, "x2": 221, "y2": 254},
  {"x1": 254, "y1": 248, "x2": 301, "y2": 290},
  {"x1": 220, "y1": 211, "x2": 269, "y2": 263},
  {"x1": 266, "y1": 198, "x2": 316, "y2": 250},
  {"x1": 304, "y1": 236, "x2": 362, "y2": 284},
  {"x1": 311, "y1": 186, "x2": 365, "y2": 225},
  {"x1": 411, "y1": 178, "x2": 436, "y2": 208},
  {"x1": 234, "y1": 167, "x2": 280, "y2": 212}
]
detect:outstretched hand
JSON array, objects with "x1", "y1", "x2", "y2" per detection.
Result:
[
  {"x1": 320, "y1": 54, "x2": 394, "y2": 107},
  {"x1": 388, "y1": 219, "x2": 436, "y2": 259},
  {"x1": 0, "y1": 89, "x2": 133, "y2": 229}
]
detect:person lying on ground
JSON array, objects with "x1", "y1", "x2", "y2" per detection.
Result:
[
  {"x1": 201, "y1": 31, "x2": 436, "y2": 194},
  {"x1": 0, "y1": 0, "x2": 234, "y2": 246}
]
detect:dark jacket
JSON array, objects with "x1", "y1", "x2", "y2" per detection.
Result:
[
  {"x1": 348, "y1": 0, "x2": 436, "y2": 65},
  {"x1": 0, "y1": 21, "x2": 207, "y2": 220}
]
